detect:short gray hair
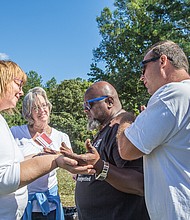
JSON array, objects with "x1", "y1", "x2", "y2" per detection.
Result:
[
  {"x1": 22, "y1": 87, "x2": 52, "y2": 125},
  {"x1": 147, "y1": 40, "x2": 189, "y2": 73}
]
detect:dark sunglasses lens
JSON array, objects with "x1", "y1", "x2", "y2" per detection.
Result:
[{"x1": 83, "y1": 103, "x2": 91, "y2": 111}]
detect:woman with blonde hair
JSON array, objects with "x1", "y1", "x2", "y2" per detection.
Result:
[{"x1": 0, "y1": 60, "x2": 94, "y2": 220}]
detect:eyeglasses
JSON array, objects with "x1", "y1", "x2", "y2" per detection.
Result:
[
  {"x1": 32, "y1": 103, "x2": 48, "y2": 112},
  {"x1": 83, "y1": 96, "x2": 108, "y2": 111},
  {"x1": 140, "y1": 56, "x2": 173, "y2": 77},
  {"x1": 140, "y1": 56, "x2": 161, "y2": 76},
  {"x1": 14, "y1": 78, "x2": 23, "y2": 89}
]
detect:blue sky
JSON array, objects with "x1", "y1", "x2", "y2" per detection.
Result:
[{"x1": 0, "y1": 0, "x2": 115, "y2": 84}]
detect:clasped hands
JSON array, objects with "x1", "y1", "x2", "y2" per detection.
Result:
[{"x1": 44, "y1": 139, "x2": 104, "y2": 176}]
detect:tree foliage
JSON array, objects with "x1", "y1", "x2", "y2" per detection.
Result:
[
  {"x1": 4, "y1": 75, "x2": 93, "y2": 153},
  {"x1": 88, "y1": 0, "x2": 190, "y2": 112},
  {"x1": 3, "y1": 0, "x2": 190, "y2": 153},
  {"x1": 48, "y1": 79, "x2": 93, "y2": 153}
]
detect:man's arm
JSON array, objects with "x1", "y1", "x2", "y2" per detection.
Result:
[
  {"x1": 117, "y1": 122, "x2": 144, "y2": 160},
  {"x1": 61, "y1": 139, "x2": 144, "y2": 196},
  {"x1": 19, "y1": 154, "x2": 95, "y2": 188}
]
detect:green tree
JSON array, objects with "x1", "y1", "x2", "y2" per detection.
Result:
[
  {"x1": 4, "y1": 71, "x2": 93, "y2": 153},
  {"x1": 24, "y1": 71, "x2": 43, "y2": 93},
  {"x1": 45, "y1": 77, "x2": 58, "y2": 91},
  {"x1": 88, "y1": 0, "x2": 190, "y2": 113},
  {"x1": 45, "y1": 77, "x2": 59, "y2": 103},
  {"x1": 49, "y1": 79, "x2": 93, "y2": 153}
]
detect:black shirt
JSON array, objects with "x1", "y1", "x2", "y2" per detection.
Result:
[{"x1": 75, "y1": 123, "x2": 150, "y2": 220}]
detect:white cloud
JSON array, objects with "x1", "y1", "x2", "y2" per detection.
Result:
[{"x1": 0, "y1": 53, "x2": 9, "y2": 60}]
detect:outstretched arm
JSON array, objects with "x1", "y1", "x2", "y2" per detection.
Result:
[
  {"x1": 61, "y1": 139, "x2": 144, "y2": 196},
  {"x1": 19, "y1": 153, "x2": 95, "y2": 188}
]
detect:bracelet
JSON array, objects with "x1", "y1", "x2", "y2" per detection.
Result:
[{"x1": 95, "y1": 160, "x2": 109, "y2": 181}]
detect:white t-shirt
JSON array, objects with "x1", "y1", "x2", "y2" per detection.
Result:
[
  {"x1": 125, "y1": 80, "x2": 190, "y2": 220},
  {"x1": 11, "y1": 124, "x2": 71, "y2": 212},
  {"x1": 0, "y1": 115, "x2": 28, "y2": 220}
]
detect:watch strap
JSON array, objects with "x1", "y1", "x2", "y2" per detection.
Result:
[{"x1": 95, "y1": 160, "x2": 109, "y2": 181}]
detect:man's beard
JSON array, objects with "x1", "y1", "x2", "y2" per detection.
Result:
[{"x1": 87, "y1": 118, "x2": 101, "y2": 131}]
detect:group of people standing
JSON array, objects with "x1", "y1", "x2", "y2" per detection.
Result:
[{"x1": 0, "y1": 40, "x2": 189, "y2": 220}]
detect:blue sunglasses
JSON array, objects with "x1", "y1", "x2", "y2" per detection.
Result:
[{"x1": 83, "y1": 96, "x2": 108, "y2": 111}]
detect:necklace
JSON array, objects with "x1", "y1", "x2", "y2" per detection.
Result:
[
  {"x1": 101, "y1": 109, "x2": 125, "y2": 129},
  {"x1": 93, "y1": 109, "x2": 125, "y2": 141},
  {"x1": 28, "y1": 124, "x2": 52, "y2": 138}
]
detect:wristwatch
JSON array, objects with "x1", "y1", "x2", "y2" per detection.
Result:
[{"x1": 95, "y1": 160, "x2": 109, "y2": 181}]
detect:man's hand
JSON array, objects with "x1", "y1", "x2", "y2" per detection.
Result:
[
  {"x1": 58, "y1": 141, "x2": 97, "y2": 175},
  {"x1": 60, "y1": 142, "x2": 87, "y2": 165},
  {"x1": 55, "y1": 154, "x2": 96, "y2": 175},
  {"x1": 61, "y1": 139, "x2": 100, "y2": 165},
  {"x1": 60, "y1": 140, "x2": 104, "y2": 175},
  {"x1": 140, "y1": 105, "x2": 146, "y2": 111},
  {"x1": 60, "y1": 142, "x2": 73, "y2": 154},
  {"x1": 43, "y1": 147, "x2": 58, "y2": 154}
]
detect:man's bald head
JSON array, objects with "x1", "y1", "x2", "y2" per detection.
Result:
[
  {"x1": 85, "y1": 81, "x2": 117, "y2": 99},
  {"x1": 85, "y1": 81, "x2": 122, "y2": 111}
]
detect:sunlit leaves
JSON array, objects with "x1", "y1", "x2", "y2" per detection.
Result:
[{"x1": 88, "y1": 0, "x2": 190, "y2": 112}]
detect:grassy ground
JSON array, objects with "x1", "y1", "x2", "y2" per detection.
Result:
[{"x1": 57, "y1": 168, "x2": 76, "y2": 207}]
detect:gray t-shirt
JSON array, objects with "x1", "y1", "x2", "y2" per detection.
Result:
[{"x1": 125, "y1": 80, "x2": 190, "y2": 219}]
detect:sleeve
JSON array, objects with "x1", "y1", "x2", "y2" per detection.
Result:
[
  {"x1": 52, "y1": 129, "x2": 72, "y2": 150},
  {"x1": 0, "y1": 119, "x2": 20, "y2": 195},
  {"x1": 10, "y1": 126, "x2": 16, "y2": 137},
  {"x1": 10, "y1": 125, "x2": 26, "y2": 139},
  {"x1": 109, "y1": 126, "x2": 143, "y2": 173},
  {"x1": 125, "y1": 100, "x2": 176, "y2": 154}
]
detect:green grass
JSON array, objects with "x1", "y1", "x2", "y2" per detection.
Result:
[{"x1": 57, "y1": 169, "x2": 76, "y2": 207}]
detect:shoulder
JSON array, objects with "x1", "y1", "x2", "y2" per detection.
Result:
[
  {"x1": 157, "y1": 81, "x2": 190, "y2": 97},
  {"x1": 52, "y1": 128, "x2": 69, "y2": 138},
  {"x1": 10, "y1": 124, "x2": 27, "y2": 133},
  {"x1": 148, "y1": 81, "x2": 190, "y2": 108},
  {"x1": 0, "y1": 114, "x2": 8, "y2": 126},
  {"x1": 51, "y1": 128, "x2": 71, "y2": 147},
  {"x1": 110, "y1": 111, "x2": 136, "y2": 127},
  {"x1": 10, "y1": 124, "x2": 28, "y2": 139}
]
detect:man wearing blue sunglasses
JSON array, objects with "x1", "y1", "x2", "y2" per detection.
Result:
[{"x1": 61, "y1": 81, "x2": 149, "y2": 220}]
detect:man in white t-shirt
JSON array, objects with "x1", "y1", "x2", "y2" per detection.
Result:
[{"x1": 117, "y1": 40, "x2": 190, "y2": 220}]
